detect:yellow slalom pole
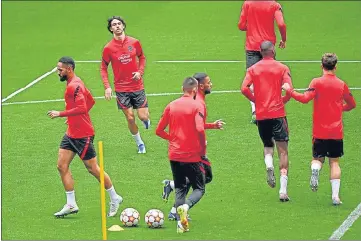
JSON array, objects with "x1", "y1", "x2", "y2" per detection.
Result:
[{"x1": 98, "y1": 141, "x2": 107, "y2": 240}]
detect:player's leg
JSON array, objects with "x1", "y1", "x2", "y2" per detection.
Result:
[
  {"x1": 310, "y1": 138, "x2": 326, "y2": 192},
  {"x1": 257, "y1": 119, "x2": 276, "y2": 188},
  {"x1": 328, "y1": 139, "x2": 344, "y2": 205},
  {"x1": 79, "y1": 136, "x2": 123, "y2": 217},
  {"x1": 170, "y1": 161, "x2": 189, "y2": 233},
  {"x1": 246, "y1": 51, "x2": 262, "y2": 124},
  {"x1": 54, "y1": 135, "x2": 78, "y2": 217},
  {"x1": 164, "y1": 177, "x2": 191, "y2": 221},
  {"x1": 275, "y1": 141, "x2": 289, "y2": 201},
  {"x1": 132, "y1": 90, "x2": 151, "y2": 129},
  {"x1": 273, "y1": 117, "x2": 290, "y2": 201},
  {"x1": 116, "y1": 92, "x2": 145, "y2": 153}
]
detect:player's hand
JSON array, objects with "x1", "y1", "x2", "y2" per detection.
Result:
[
  {"x1": 105, "y1": 88, "x2": 112, "y2": 101},
  {"x1": 47, "y1": 110, "x2": 60, "y2": 119},
  {"x1": 214, "y1": 119, "x2": 226, "y2": 130},
  {"x1": 279, "y1": 40, "x2": 286, "y2": 49},
  {"x1": 282, "y1": 83, "x2": 292, "y2": 92},
  {"x1": 132, "y1": 72, "x2": 141, "y2": 81}
]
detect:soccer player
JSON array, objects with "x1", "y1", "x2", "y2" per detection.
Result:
[
  {"x1": 156, "y1": 77, "x2": 207, "y2": 233},
  {"x1": 48, "y1": 57, "x2": 123, "y2": 218},
  {"x1": 161, "y1": 73, "x2": 225, "y2": 220},
  {"x1": 238, "y1": 0, "x2": 287, "y2": 123},
  {"x1": 282, "y1": 53, "x2": 356, "y2": 205},
  {"x1": 100, "y1": 16, "x2": 149, "y2": 154},
  {"x1": 241, "y1": 41, "x2": 293, "y2": 202}
]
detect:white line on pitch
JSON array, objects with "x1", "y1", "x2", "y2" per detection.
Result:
[
  {"x1": 2, "y1": 88, "x2": 361, "y2": 106},
  {"x1": 155, "y1": 60, "x2": 361, "y2": 63},
  {"x1": 329, "y1": 202, "x2": 361, "y2": 240},
  {"x1": 74, "y1": 60, "x2": 361, "y2": 64},
  {"x1": 1, "y1": 67, "x2": 57, "y2": 103}
]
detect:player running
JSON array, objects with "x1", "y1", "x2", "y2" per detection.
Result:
[
  {"x1": 101, "y1": 16, "x2": 150, "y2": 154},
  {"x1": 241, "y1": 41, "x2": 293, "y2": 202},
  {"x1": 48, "y1": 57, "x2": 123, "y2": 218},
  {"x1": 238, "y1": 0, "x2": 287, "y2": 123},
  {"x1": 282, "y1": 53, "x2": 356, "y2": 205},
  {"x1": 161, "y1": 73, "x2": 225, "y2": 220}
]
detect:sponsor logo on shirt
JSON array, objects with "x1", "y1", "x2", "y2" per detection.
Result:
[{"x1": 118, "y1": 54, "x2": 132, "y2": 64}]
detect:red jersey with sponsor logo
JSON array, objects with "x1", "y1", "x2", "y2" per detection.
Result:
[
  {"x1": 101, "y1": 36, "x2": 146, "y2": 92},
  {"x1": 59, "y1": 76, "x2": 95, "y2": 138},
  {"x1": 241, "y1": 57, "x2": 293, "y2": 120},
  {"x1": 156, "y1": 95, "x2": 206, "y2": 163},
  {"x1": 289, "y1": 73, "x2": 356, "y2": 139},
  {"x1": 238, "y1": 0, "x2": 286, "y2": 51}
]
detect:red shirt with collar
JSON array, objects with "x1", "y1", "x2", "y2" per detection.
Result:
[{"x1": 101, "y1": 36, "x2": 146, "y2": 92}]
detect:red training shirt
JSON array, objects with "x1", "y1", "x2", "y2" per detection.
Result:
[
  {"x1": 156, "y1": 95, "x2": 206, "y2": 162},
  {"x1": 238, "y1": 0, "x2": 286, "y2": 51},
  {"x1": 241, "y1": 57, "x2": 293, "y2": 120},
  {"x1": 286, "y1": 73, "x2": 356, "y2": 139},
  {"x1": 59, "y1": 75, "x2": 95, "y2": 138},
  {"x1": 101, "y1": 36, "x2": 146, "y2": 92}
]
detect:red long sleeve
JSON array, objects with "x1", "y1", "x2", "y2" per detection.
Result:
[
  {"x1": 195, "y1": 109, "x2": 206, "y2": 156},
  {"x1": 275, "y1": 9, "x2": 286, "y2": 42},
  {"x1": 135, "y1": 41, "x2": 146, "y2": 76},
  {"x1": 156, "y1": 105, "x2": 171, "y2": 141},
  {"x1": 289, "y1": 89, "x2": 316, "y2": 104},
  {"x1": 241, "y1": 71, "x2": 255, "y2": 102},
  {"x1": 238, "y1": 2, "x2": 248, "y2": 31},
  {"x1": 59, "y1": 85, "x2": 87, "y2": 117},
  {"x1": 343, "y1": 85, "x2": 356, "y2": 111},
  {"x1": 100, "y1": 47, "x2": 111, "y2": 89}
]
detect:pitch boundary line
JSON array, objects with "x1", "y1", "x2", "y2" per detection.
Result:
[
  {"x1": 329, "y1": 202, "x2": 361, "y2": 240},
  {"x1": 1, "y1": 67, "x2": 57, "y2": 103},
  {"x1": 74, "y1": 60, "x2": 361, "y2": 63},
  {"x1": 2, "y1": 87, "x2": 361, "y2": 106}
]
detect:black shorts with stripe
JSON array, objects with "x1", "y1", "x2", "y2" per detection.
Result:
[
  {"x1": 257, "y1": 117, "x2": 289, "y2": 147},
  {"x1": 246, "y1": 50, "x2": 262, "y2": 69},
  {"x1": 60, "y1": 135, "x2": 96, "y2": 161},
  {"x1": 313, "y1": 138, "x2": 344, "y2": 159},
  {"x1": 116, "y1": 90, "x2": 148, "y2": 110}
]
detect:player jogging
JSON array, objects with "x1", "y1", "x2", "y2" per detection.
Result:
[
  {"x1": 241, "y1": 41, "x2": 293, "y2": 202},
  {"x1": 48, "y1": 57, "x2": 123, "y2": 218},
  {"x1": 156, "y1": 77, "x2": 207, "y2": 233},
  {"x1": 161, "y1": 73, "x2": 225, "y2": 220},
  {"x1": 238, "y1": 0, "x2": 287, "y2": 123},
  {"x1": 282, "y1": 53, "x2": 356, "y2": 205},
  {"x1": 101, "y1": 16, "x2": 150, "y2": 154}
]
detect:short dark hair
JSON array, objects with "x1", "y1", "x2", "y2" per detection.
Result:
[
  {"x1": 260, "y1": 40, "x2": 274, "y2": 57},
  {"x1": 182, "y1": 77, "x2": 198, "y2": 90},
  {"x1": 193, "y1": 72, "x2": 208, "y2": 84},
  {"x1": 107, "y1": 16, "x2": 126, "y2": 33},
  {"x1": 322, "y1": 53, "x2": 338, "y2": 70},
  {"x1": 58, "y1": 56, "x2": 75, "y2": 70}
]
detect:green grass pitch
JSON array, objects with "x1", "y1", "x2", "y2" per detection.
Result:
[{"x1": 2, "y1": 1, "x2": 361, "y2": 240}]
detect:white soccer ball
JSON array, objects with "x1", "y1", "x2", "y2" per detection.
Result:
[
  {"x1": 120, "y1": 208, "x2": 140, "y2": 227},
  {"x1": 145, "y1": 209, "x2": 164, "y2": 228}
]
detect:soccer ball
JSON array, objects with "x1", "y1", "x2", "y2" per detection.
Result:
[
  {"x1": 120, "y1": 208, "x2": 140, "y2": 227},
  {"x1": 145, "y1": 209, "x2": 164, "y2": 228}
]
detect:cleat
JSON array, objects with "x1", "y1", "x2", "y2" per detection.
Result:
[
  {"x1": 279, "y1": 193, "x2": 290, "y2": 202},
  {"x1": 162, "y1": 180, "x2": 173, "y2": 202},
  {"x1": 332, "y1": 197, "x2": 342, "y2": 206},
  {"x1": 107, "y1": 195, "x2": 123, "y2": 217},
  {"x1": 177, "y1": 221, "x2": 186, "y2": 233},
  {"x1": 54, "y1": 204, "x2": 79, "y2": 218},
  {"x1": 266, "y1": 167, "x2": 276, "y2": 188},
  {"x1": 143, "y1": 119, "x2": 151, "y2": 129},
  {"x1": 138, "y1": 144, "x2": 146, "y2": 154},
  {"x1": 310, "y1": 169, "x2": 320, "y2": 192},
  {"x1": 177, "y1": 205, "x2": 189, "y2": 232},
  {"x1": 251, "y1": 113, "x2": 256, "y2": 124},
  {"x1": 168, "y1": 212, "x2": 177, "y2": 221}
]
